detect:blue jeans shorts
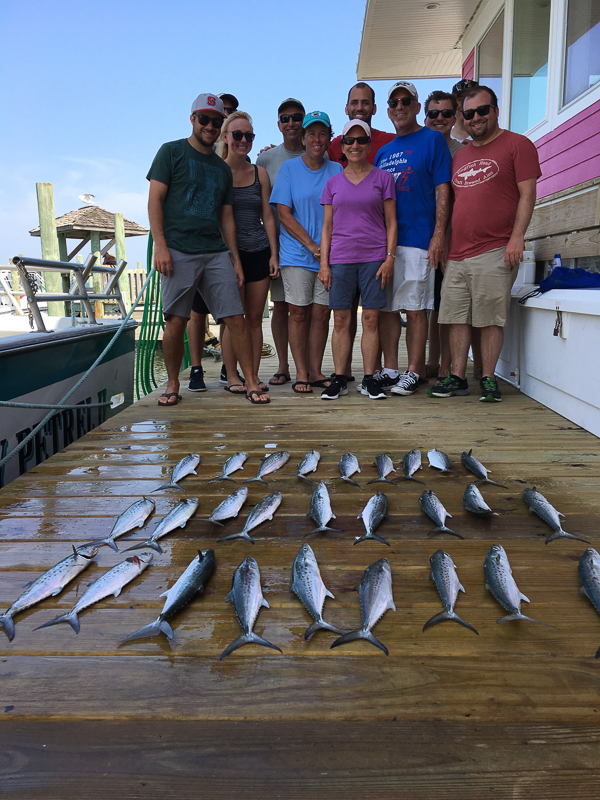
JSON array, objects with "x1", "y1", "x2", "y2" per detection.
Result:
[{"x1": 329, "y1": 261, "x2": 386, "y2": 310}]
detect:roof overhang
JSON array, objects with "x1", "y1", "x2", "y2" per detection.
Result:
[{"x1": 357, "y1": 0, "x2": 482, "y2": 80}]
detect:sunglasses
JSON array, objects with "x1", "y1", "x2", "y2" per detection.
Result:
[
  {"x1": 194, "y1": 113, "x2": 224, "y2": 129},
  {"x1": 452, "y1": 79, "x2": 479, "y2": 94},
  {"x1": 230, "y1": 130, "x2": 255, "y2": 142},
  {"x1": 224, "y1": 107, "x2": 237, "y2": 115},
  {"x1": 426, "y1": 109, "x2": 454, "y2": 119},
  {"x1": 279, "y1": 112, "x2": 303, "y2": 123},
  {"x1": 388, "y1": 96, "x2": 413, "y2": 108},
  {"x1": 341, "y1": 136, "x2": 370, "y2": 145},
  {"x1": 462, "y1": 103, "x2": 494, "y2": 120}
]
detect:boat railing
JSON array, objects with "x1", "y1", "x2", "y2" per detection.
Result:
[{"x1": 10, "y1": 254, "x2": 128, "y2": 333}]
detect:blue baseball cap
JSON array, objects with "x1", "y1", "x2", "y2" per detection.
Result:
[{"x1": 302, "y1": 110, "x2": 331, "y2": 129}]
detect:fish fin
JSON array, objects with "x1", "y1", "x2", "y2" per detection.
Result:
[
  {"x1": 34, "y1": 611, "x2": 80, "y2": 634},
  {"x1": 408, "y1": 476, "x2": 427, "y2": 486},
  {"x1": 217, "y1": 531, "x2": 255, "y2": 544},
  {"x1": 558, "y1": 511, "x2": 565, "y2": 518},
  {"x1": 343, "y1": 477, "x2": 360, "y2": 487},
  {"x1": 113, "y1": 587, "x2": 122, "y2": 598},
  {"x1": 261, "y1": 597, "x2": 270, "y2": 609},
  {"x1": 484, "y1": 583, "x2": 490, "y2": 591},
  {"x1": 207, "y1": 518, "x2": 224, "y2": 526},
  {"x1": 289, "y1": 585, "x2": 296, "y2": 595},
  {"x1": 304, "y1": 619, "x2": 344, "y2": 641},
  {"x1": 353, "y1": 533, "x2": 390, "y2": 546},
  {"x1": 225, "y1": 590, "x2": 233, "y2": 603},
  {"x1": 459, "y1": 583, "x2": 466, "y2": 594},
  {"x1": 497, "y1": 613, "x2": 557, "y2": 628},
  {"x1": 0, "y1": 613, "x2": 16, "y2": 641},
  {"x1": 520, "y1": 592, "x2": 530, "y2": 604},
  {"x1": 468, "y1": 449, "x2": 473, "y2": 456},
  {"x1": 303, "y1": 525, "x2": 341, "y2": 538},
  {"x1": 387, "y1": 599, "x2": 397, "y2": 612},
  {"x1": 595, "y1": 645, "x2": 600, "y2": 660},
  {"x1": 120, "y1": 617, "x2": 173, "y2": 643},
  {"x1": 485, "y1": 479, "x2": 508, "y2": 488},
  {"x1": 123, "y1": 539, "x2": 162, "y2": 554},
  {"x1": 242, "y1": 477, "x2": 267, "y2": 485},
  {"x1": 299, "y1": 475, "x2": 316, "y2": 484},
  {"x1": 152, "y1": 482, "x2": 180, "y2": 492},
  {"x1": 50, "y1": 586, "x2": 64, "y2": 597},
  {"x1": 426, "y1": 526, "x2": 464, "y2": 540},
  {"x1": 446, "y1": 511, "x2": 453, "y2": 519},
  {"x1": 545, "y1": 530, "x2": 590, "y2": 545},
  {"x1": 72, "y1": 545, "x2": 78, "y2": 557},
  {"x1": 367, "y1": 477, "x2": 385, "y2": 485},
  {"x1": 331, "y1": 512, "x2": 336, "y2": 520},
  {"x1": 330, "y1": 629, "x2": 388, "y2": 655},
  {"x1": 220, "y1": 631, "x2": 282, "y2": 660},
  {"x1": 429, "y1": 572, "x2": 434, "y2": 581},
  {"x1": 190, "y1": 469, "x2": 198, "y2": 476},
  {"x1": 158, "y1": 590, "x2": 169, "y2": 598},
  {"x1": 325, "y1": 588, "x2": 335, "y2": 600},
  {"x1": 423, "y1": 610, "x2": 478, "y2": 635},
  {"x1": 580, "y1": 586, "x2": 589, "y2": 598}
]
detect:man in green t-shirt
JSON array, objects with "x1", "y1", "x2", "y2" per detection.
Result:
[{"x1": 147, "y1": 92, "x2": 269, "y2": 406}]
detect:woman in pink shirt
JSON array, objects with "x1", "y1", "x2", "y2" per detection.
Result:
[{"x1": 318, "y1": 120, "x2": 397, "y2": 400}]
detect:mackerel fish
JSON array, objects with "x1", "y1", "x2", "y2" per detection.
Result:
[
  {"x1": 355, "y1": 493, "x2": 390, "y2": 546},
  {"x1": 218, "y1": 491, "x2": 282, "y2": 544},
  {"x1": 423, "y1": 550, "x2": 478, "y2": 635},
  {"x1": 89, "y1": 497, "x2": 155, "y2": 552},
  {"x1": 291, "y1": 544, "x2": 343, "y2": 640},
  {"x1": 208, "y1": 452, "x2": 248, "y2": 484},
  {"x1": 461, "y1": 449, "x2": 507, "y2": 488},
  {"x1": 291, "y1": 450, "x2": 321, "y2": 483},
  {"x1": 220, "y1": 556, "x2": 282, "y2": 659},
  {"x1": 120, "y1": 549, "x2": 215, "y2": 643},
  {"x1": 419, "y1": 490, "x2": 463, "y2": 538},
  {"x1": 333, "y1": 452, "x2": 361, "y2": 487},
  {"x1": 483, "y1": 544, "x2": 555, "y2": 627},
  {"x1": 331, "y1": 558, "x2": 396, "y2": 655},
  {"x1": 578, "y1": 548, "x2": 600, "y2": 658},
  {"x1": 306, "y1": 481, "x2": 339, "y2": 535},
  {"x1": 153, "y1": 453, "x2": 200, "y2": 492},
  {"x1": 123, "y1": 498, "x2": 199, "y2": 554},
  {"x1": 523, "y1": 487, "x2": 589, "y2": 545},
  {"x1": 464, "y1": 484, "x2": 499, "y2": 517},
  {"x1": 367, "y1": 454, "x2": 398, "y2": 485},
  {"x1": 427, "y1": 449, "x2": 460, "y2": 474},
  {"x1": 35, "y1": 553, "x2": 153, "y2": 634},
  {"x1": 243, "y1": 451, "x2": 290, "y2": 485},
  {"x1": 0, "y1": 544, "x2": 98, "y2": 641},
  {"x1": 396, "y1": 449, "x2": 425, "y2": 485},
  {"x1": 207, "y1": 486, "x2": 248, "y2": 525}
]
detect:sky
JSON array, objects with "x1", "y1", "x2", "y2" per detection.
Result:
[{"x1": 0, "y1": 0, "x2": 456, "y2": 271}]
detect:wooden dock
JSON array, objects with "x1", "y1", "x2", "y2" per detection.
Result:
[{"x1": 1, "y1": 341, "x2": 600, "y2": 798}]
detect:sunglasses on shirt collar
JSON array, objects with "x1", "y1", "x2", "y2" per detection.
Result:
[
  {"x1": 388, "y1": 96, "x2": 413, "y2": 108},
  {"x1": 194, "y1": 113, "x2": 224, "y2": 129},
  {"x1": 426, "y1": 109, "x2": 455, "y2": 119},
  {"x1": 462, "y1": 103, "x2": 495, "y2": 120},
  {"x1": 279, "y1": 112, "x2": 304, "y2": 123}
]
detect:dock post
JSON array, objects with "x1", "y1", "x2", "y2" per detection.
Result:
[
  {"x1": 90, "y1": 231, "x2": 104, "y2": 318},
  {"x1": 114, "y1": 213, "x2": 131, "y2": 311},
  {"x1": 36, "y1": 183, "x2": 64, "y2": 316}
]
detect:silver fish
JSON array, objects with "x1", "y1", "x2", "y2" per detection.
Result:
[
  {"x1": 306, "y1": 481, "x2": 339, "y2": 535},
  {"x1": 523, "y1": 487, "x2": 589, "y2": 545},
  {"x1": 208, "y1": 452, "x2": 248, "y2": 484},
  {"x1": 291, "y1": 544, "x2": 343, "y2": 640},
  {"x1": 464, "y1": 484, "x2": 499, "y2": 517},
  {"x1": 243, "y1": 451, "x2": 290, "y2": 485},
  {"x1": 34, "y1": 553, "x2": 153, "y2": 634},
  {"x1": 220, "y1": 557, "x2": 282, "y2": 659},
  {"x1": 207, "y1": 486, "x2": 248, "y2": 526},
  {"x1": 396, "y1": 449, "x2": 426, "y2": 485},
  {"x1": 333, "y1": 452, "x2": 361, "y2": 487},
  {"x1": 120, "y1": 549, "x2": 215, "y2": 643},
  {"x1": 0, "y1": 544, "x2": 98, "y2": 641},
  {"x1": 461, "y1": 449, "x2": 507, "y2": 488},
  {"x1": 153, "y1": 453, "x2": 200, "y2": 492},
  {"x1": 291, "y1": 449, "x2": 321, "y2": 483},
  {"x1": 331, "y1": 558, "x2": 396, "y2": 654},
  {"x1": 427, "y1": 449, "x2": 460, "y2": 474},
  {"x1": 89, "y1": 497, "x2": 155, "y2": 552},
  {"x1": 483, "y1": 544, "x2": 555, "y2": 627},
  {"x1": 419, "y1": 490, "x2": 463, "y2": 538},
  {"x1": 355, "y1": 493, "x2": 390, "y2": 546},
  {"x1": 423, "y1": 550, "x2": 478, "y2": 634},
  {"x1": 123, "y1": 498, "x2": 199, "y2": 554},
  {"x1": 218, "y1": 491, "x2": 282, "y2": 544},
  {"x1": 578, "y1": 548, "x2": 600, "y2": 658},
  {"x1": 367, "y1": 454, "x2": 398, "y2": 485}
]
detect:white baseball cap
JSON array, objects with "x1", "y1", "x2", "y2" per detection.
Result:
[
  {"x1": 191, "y1": 93, "x2": 225, "y2": 116},
  {"x1": 388, "y1": 81, "x2": 419, "y2": 101},
  {"x1": 342, "y1": 120, "x2": 371, "y2": 138}
]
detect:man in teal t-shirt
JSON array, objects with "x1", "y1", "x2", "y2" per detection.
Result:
[{"x1": 147, "y1": 92, "x2": 269, "y2": 406}]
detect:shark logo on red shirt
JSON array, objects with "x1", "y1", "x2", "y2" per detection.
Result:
[{"x1": 453, "y1": 159, "x2": 499, "y2": 187}]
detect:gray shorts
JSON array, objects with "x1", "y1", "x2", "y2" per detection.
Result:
[
  {"x1": 384, "y1": 246, "x2": 435, "y2": 312},
  {"x1": 161, "y1": 248, "x2": 244, "y2": 320},
  {"x1": 281, "y1": 266, "x2": 329, "y2": 307}
]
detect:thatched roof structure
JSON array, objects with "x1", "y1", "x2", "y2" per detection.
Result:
[{"x1": 30, "y1": 206, "x2": 148, "y2": 240}]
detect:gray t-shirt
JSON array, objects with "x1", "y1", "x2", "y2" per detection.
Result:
[
  {"x1": 256, "y1": 144, "x2": 305, "y2": 233},
  {"x1": 448, "y1": 138, "x2": 466, "y2": 158}
]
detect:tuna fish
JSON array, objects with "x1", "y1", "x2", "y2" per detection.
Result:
[
  {"x1": 123, "y1": 498, "x2": 198, "y2": 554},
  {"x1": 290, "y1": 450, "x2": 321, "y2": 483},
  {"x1": 220, "y1": 557, "x2": 282, "y2": 659},
  {"x1": 120, "y1": 549, "x2": 215, "y2": 643},
  {"x1": 34, "y1": 553, "x2": 153, "y2": 634},
  {"x1": 355, "y1": 493, "x2": 390, "y2": 546},
  {"x1": 243, "y1": 451, "x2": 290, "y2": 485},
  {"x1": 461, "y1": 449, "x2": 507, "y2": 488},
  {"x1": 419, "y1": 490, "x2": 463, "y2": 538},
  {"x1": 207, "y1": 486, "x2": 249, "y2": 526},
  {"x1": 427, "y1": 449, "x2": 460, "y2": 474},
  {"x1": 333, "y1": 452, "x2": 361, "y2": 487},
  {"x1": 423, "y1": 550, "x2": 478, "y2": 634},
  {"x1": 218, "y1": 491, "x2": 282, "y2": 544},
  {"x1": 396, "y1": 449, "x2": 426, "y2": 485},
  {"x1": 88, "y1": 497, "x2": 155, "y2": 552},
  {"x1": 153, "y1": 453, "x2": 200, "y2": 492},
  {"x1": 208, "y1": 452, "x2": 248, "y2": 484},
  {"x1": 367, "y1": 454, "x2": 399, "y2": 485},
  {"x1": 0, "y1": 544, "x2": 98, "y2": 641},
  {"x1": 523, "y1": 487, "x2": 589, "y2": 545},
  {"x1": 290, "y1": 544, "x2": 343, "y2": 640},
  {"x1": 464, "y1": 484, "x2": 499, "y2": 517},
  {"x1": 306, "y1": 481, "x2": 339, "y2": 535},
  {"x1": 331, "y1": 558, "x2": 396, "y2": 655},
  {"x1": 578, "y1": 548, "x2": 600, "y2": 657}
]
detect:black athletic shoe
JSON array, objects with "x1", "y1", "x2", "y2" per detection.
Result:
[
  {"x1": 188, "y1": 366, "x2": 207, "y2": 392},
  {"x1": 391, "y1": 370, "x2": 420, "y2": 396},
  {"x1": 428, "y1": 374, "x2": 470, "y2": 398},
  {"x1": 363, "y1": 376, "x2": 386, "y2": 399},
  {"x1": 220, "y1": 365, "x2": 245, "y2": 386},
  {"x1": 377, "y1": 371, "x2": 400, "y2": 391},
  {"x1": 479, "y1": 376, "x2": 502, "y2": 402},
  {"x1": 321, "y1": 376, "x2": 348, "y2": 400}
]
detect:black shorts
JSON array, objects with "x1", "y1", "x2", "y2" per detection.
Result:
[
  {"x1": 434, "y1": 266, "x2": 444, "y2": 313},
  {"x1": 240, "y1": 246, "x2": 270, "y2": 283}
]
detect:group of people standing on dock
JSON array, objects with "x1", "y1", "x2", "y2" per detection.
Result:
[{"x1": 147, "y1": 78, "x2": 541, "y2": 408}]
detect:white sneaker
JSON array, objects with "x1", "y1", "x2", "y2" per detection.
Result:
[{"x1": 390, "y1": 370, "x2": 420, "y2": 396}]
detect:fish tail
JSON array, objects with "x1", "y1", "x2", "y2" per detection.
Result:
[
  {"x1": 208, "y1": 476, "x2": 235, "y2": 484},
  {"x1": 217, "y1": 531, "x2": 255, "y2": 544},
  {"x1": 342, "y1": 477, "x2": 360, "y2": 487},
  {"x1": 220, "y1": 631, "x2": 282, "y2": 660},
  {"x1": 299, "y1": 475, "x2": 316, "y2": 484},
  {"x1": 423, "y1": 610, "x2": 478, "y2": 635},
  {"x1": 304, "y1": 619, "x2": 344, "y2": 641},
  {"x1": 207, "y1": 518, "x2": 224, "y2": 527},
  {"x1": 330, "y1": 628, "x2": 388, "y2": 655},
  {"x1": 595, "y1": 644, "x2": 600, "y2": 660},
  {"x1": 120, "y1": 617, "x2": 173, "y2": 644},
  {"x1": 242, "y1": 477, "x2": 267, "y2": 485},
  {"x1": 87, "y1": 537, "x2": 120, "y2": 552},
  {"x1": 545, "y1": 530, "x2": 590, "y2": 545},
  {"x1": 304, "y1": 525, "x2": 341, "y2": 538},
  {"x1": 484, "y1": 479, "x2": 508, "y2": 488},
  {"x1": 398, "y1": 476, "x2": 426, "y2": 486},
  {"x1": 122, "y1": 539, "x2": 162, "y2": 554},
  {"x1": 152, "y1": 482, "x2": 182, "y2": 492},
  {"x1": 0, "y1": 613, "x2": 16, "y2": 642},
  {"x1": 426, "y1": 526, "x2": 464, "y2": 540},
  {"x1": 366, "y1": 477, "x2": 385, "y2": 485},
  {"x1": 34, "y1": 610, "x2": 80, "y2": 634},
  {"x1": 354, "y1": 532, "x2": 390, "y2": 546},
  {"x1": 497, "y1": 613, "x2": 557, "y2": 629}
]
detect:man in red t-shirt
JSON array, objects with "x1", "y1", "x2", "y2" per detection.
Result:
[{"x1": 431, "y1": 85, "x2": 541, "y2": 403}]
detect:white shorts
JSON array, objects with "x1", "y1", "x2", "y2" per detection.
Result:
[
  {"x1": 384, "y1": 246, "x2": 435, "y2": 312},
  {"x1": 281, "y1": 266, "x2": 329, "y2": 307},
  {"x1": 269, "y1": 274, "x2": 286, "y2": 303}
]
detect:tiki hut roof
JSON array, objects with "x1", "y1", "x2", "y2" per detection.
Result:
[{"x1": 30, "y1": 206, "x2": 149, "y2": 240}]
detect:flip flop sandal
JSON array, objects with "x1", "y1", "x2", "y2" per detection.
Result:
[
  {"x1": 157, "y1": 393, "x2": 182, "y2": 406},
  {"x1": 247, "y1": 390, "x2": 270, "y2": 405},
  {"x1": 329, "y1": 372, "x2": 355, "y2": 382},
  {"x1": 269, "y1": 372, "x2": 291, "y2": 385},
  {"x1": 310, "y1": 379, "x2": 332, "y2": 388},
  {"x1": 292, "y1": 381, "x2": 313, "y2": 394},
  {"x1": 258, "y1": 382, "x2": 270, "y2": 392},
  {"x1": 224, "y1": 384, "x2": 247, "y2": 394}
]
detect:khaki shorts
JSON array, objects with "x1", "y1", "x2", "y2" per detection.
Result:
[
  {"x1": 269, "y1": 274, "x2": 286, "y2": 303},
  {"x1": 438, "y1": 246, "x2": 518, "y2": 327},
  {"x1": 384, "y1": 246, "x2": 434, "y2": 312},
  {"x1": 281, "y1": 266, "x2": 329, "y2": 307}
]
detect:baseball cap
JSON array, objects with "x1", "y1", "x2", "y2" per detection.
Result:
[
  {"x1": 452, "y1": 79, "x2": 479, "y2": 95},
  {"x1": 302, "y1": 110, "x2": 331, "y2": 129},
  {"x1": 277, "y1": 97, "x2": 305, "y2": 115},
  {"x1": 388, "y1": 80, "x2": 419, "y2": 101},
  {"x1": 191, "y1": 93, "x2": 225, "y2": 116},
  {"x1": 218, "y1": 92, "x2": 239, "y2": 109},
  {"x1": 342, "y1": 120, "x2": 371, "y2": 137}
]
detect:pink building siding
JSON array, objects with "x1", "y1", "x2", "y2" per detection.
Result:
[{"x1": 462, "y1": 49, "x2": 475, "y2": 80}]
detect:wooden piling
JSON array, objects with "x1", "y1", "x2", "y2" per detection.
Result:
[
  {"x1": 114, "y1": 212, "x2": 131, "y2": 310},
  {"x1": 35, "y1": 183, "x2": 64, "y2": 316},
  {"x1": 90, "y1": 231, "x2": 103, "y2": 318}
]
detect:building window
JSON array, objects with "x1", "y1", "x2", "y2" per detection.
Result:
[
  {"x1": 477, "y1": 10, "x2": 505, "y2": 103},
  {"x1": 510, "y1": 0, "x2": 551, "y2": 133},
  {"x1": 564, "y1": 0, "x2": 600, "y2": 106}
]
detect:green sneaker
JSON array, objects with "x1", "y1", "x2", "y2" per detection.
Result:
[
  {"x1": 479, "y1": 376, "x2": 502, "y2": 402},
  {"x1": 428, "y1": 373, "x2": 470, "y2": 398}
]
